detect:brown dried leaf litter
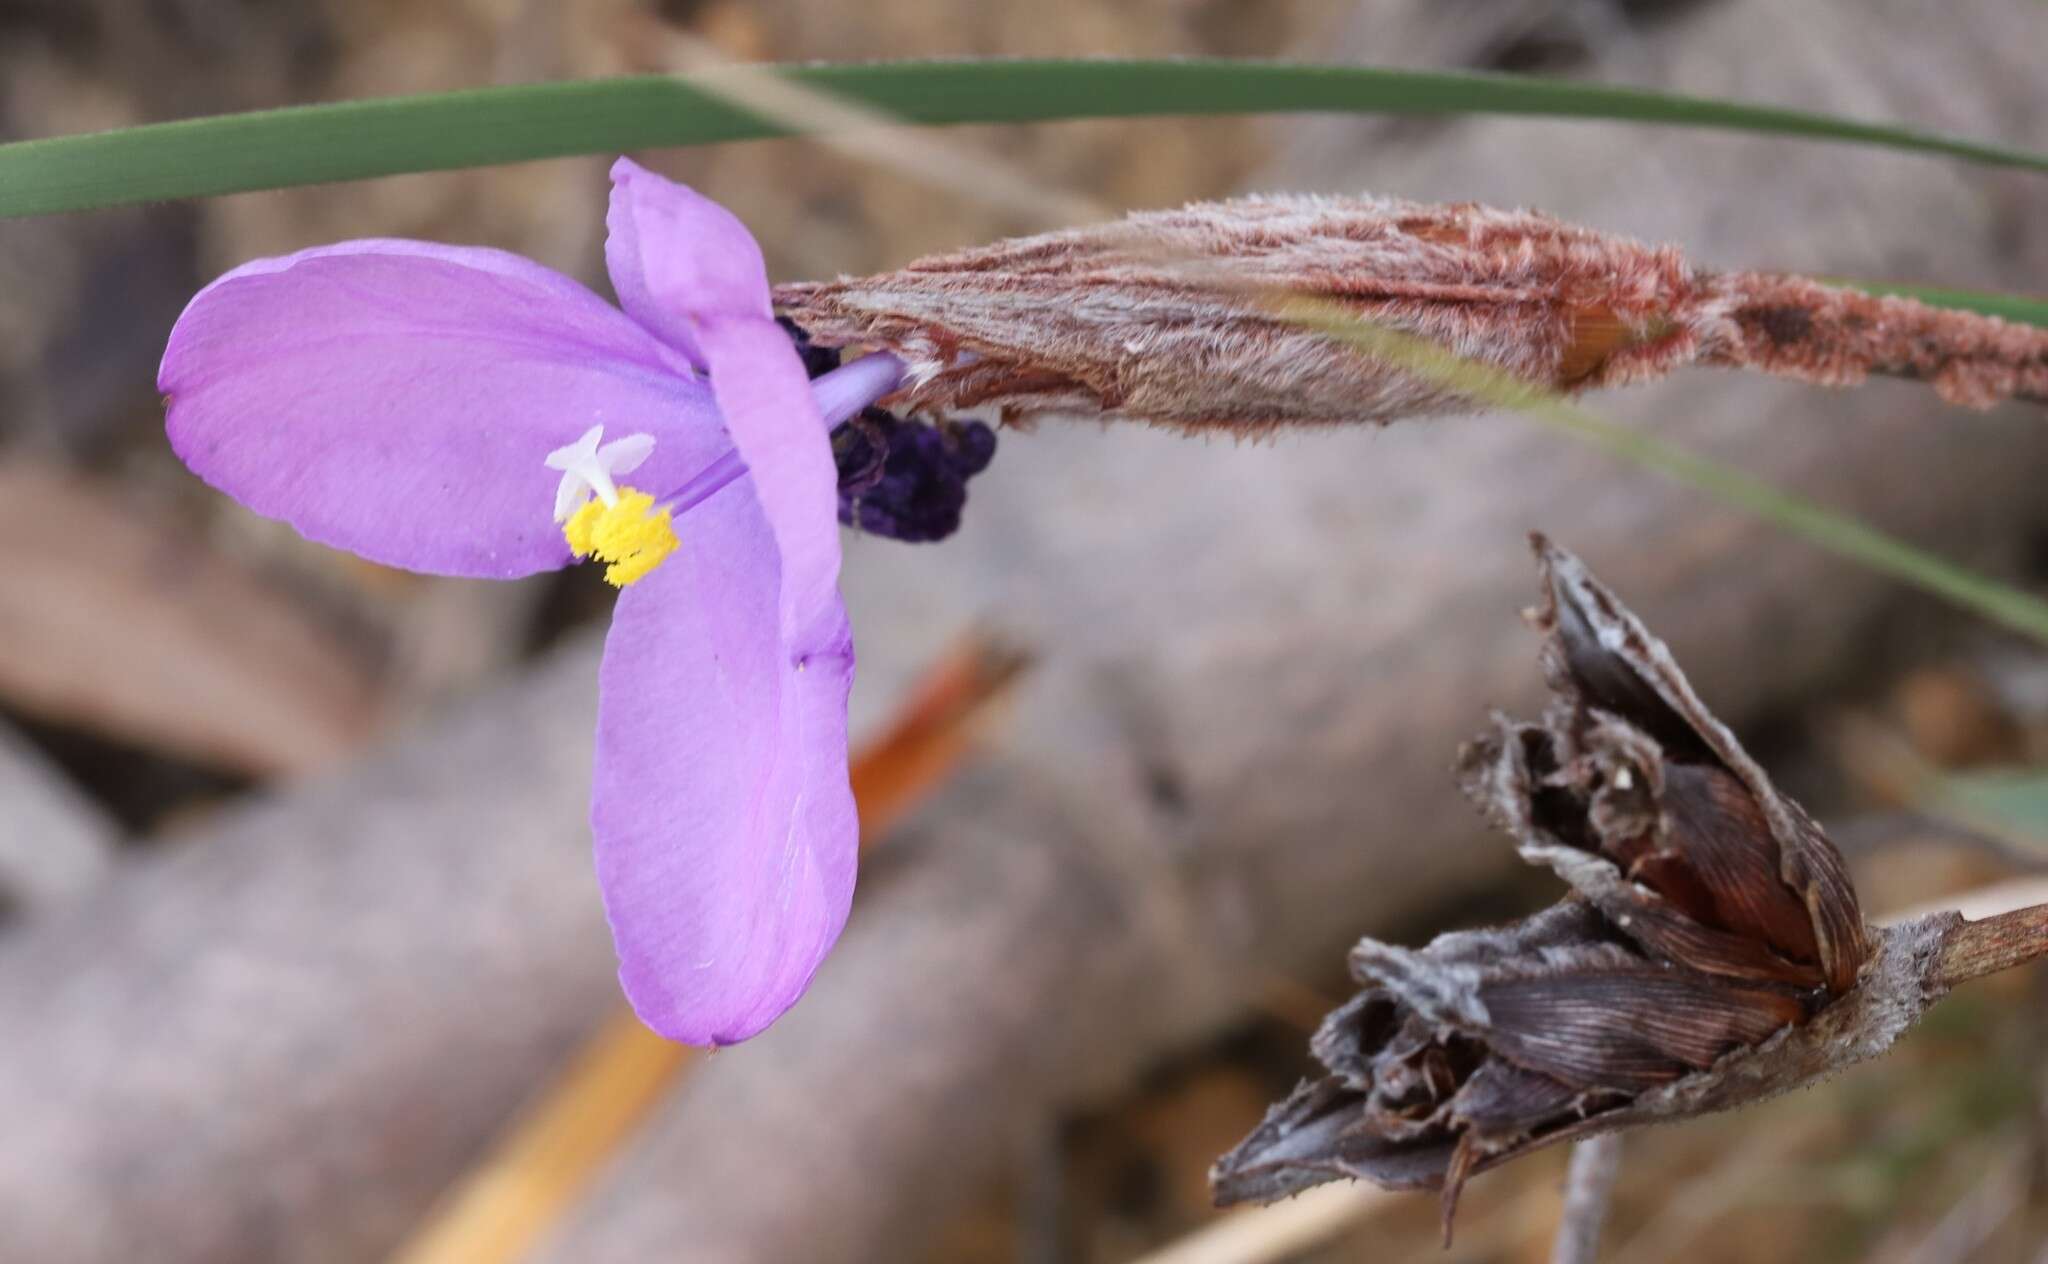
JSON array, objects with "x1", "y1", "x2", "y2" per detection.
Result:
[
  {"x1": 1209, "y1": 536, "x2": 1976, "y2": 1243},
  {"x1": 778, "y1": 195, "x2": 2048, "y2": 433}
]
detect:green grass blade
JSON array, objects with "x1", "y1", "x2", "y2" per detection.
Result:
[
  {"x1": 1278, "y1": 299, "x2": 2048, "y2": 648},
  {"x1": 1845, "y1": 280, "x2": 2048, "y2": 329},
  {"x1": 5, "y1": 58, "x2": 2048, "y2": 218}
]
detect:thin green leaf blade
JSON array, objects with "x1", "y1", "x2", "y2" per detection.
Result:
[
  {"x1": 4, "y1": 59, "x2": 2048, "y2": 218},
  {"x1": 1278, "y1": 300, "x2": 2048, "y2": 649},
  {"x1": 1846, "y1": 280, "x2": 2048, "y2": 329}
]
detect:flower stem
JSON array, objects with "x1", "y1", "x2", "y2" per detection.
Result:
[{"x1": 1939, "y1": 901, "x2": 2048, "y2": 986}]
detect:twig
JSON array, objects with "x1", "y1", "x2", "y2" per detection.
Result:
[
  {"x1": 1937, "y1": 901, "x2": 2048, "y2": 986},
  {"x1": 1882, "y1": 873, "x2": 2048, "y2": 992},
  {"x1": 1550, "y1": 1135, "x2": 1623, "y2": 1264}
]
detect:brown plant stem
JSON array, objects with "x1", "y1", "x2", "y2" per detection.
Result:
[
  {"x1": 1551, "y1": 1135, "x2": 1623, "y2": 1264},
  {"x1": 1938, "y1": 902, "x2": 2048, "y2": 986},
  {"x1": 1701, "y1": 272, "x2": 2048, "y2": 410}
]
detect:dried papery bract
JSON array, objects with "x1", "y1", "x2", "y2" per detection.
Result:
[
  {"x1": 777, "y1": 195, "x2": 2048, "y2": 434},
  {"x1": 1469, "y1": 536, "x2": 1872, "y2": 995},
  {"x1": 1210, "y1": 536, "x2": 1986, "y2": 1243}
]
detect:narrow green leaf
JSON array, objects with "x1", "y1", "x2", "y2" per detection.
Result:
[
  {"x1": 1279, "y1": 300, "x2": 2048, "y2": 649},
  {"x1": 4, "y1": 58, "x2": 2048, "y2": 219},
  {"x1": 1845, "y1": 280, "x2": 2048, "y2": 329}
]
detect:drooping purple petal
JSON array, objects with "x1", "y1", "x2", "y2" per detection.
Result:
[
  {"x1": 605, "y1": 157, "x2": 773, "y2": 369},
  {"x1": 161, "y1": 239, "x2": 725, "y2": 579},
  {"x1": 592, "y1": 480, "x2": 857, "y2": 1045}
]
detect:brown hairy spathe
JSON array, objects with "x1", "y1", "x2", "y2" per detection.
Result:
[{"x1": 778, "y1": 194, "x2": 2048, "y2": 433}]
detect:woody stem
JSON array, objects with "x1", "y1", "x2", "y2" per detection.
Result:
[{"x1": 1939, "y1": 902, "x2": 2048, "y2": 987}]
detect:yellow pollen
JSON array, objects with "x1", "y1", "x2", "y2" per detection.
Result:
[{"x1": 562, "y1": 486, "x2": 679, "y2": 587}]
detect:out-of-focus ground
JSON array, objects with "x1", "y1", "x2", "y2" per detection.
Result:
[{"x1": 1, "y1": 1, "x2": 2045, "y2": 1261}]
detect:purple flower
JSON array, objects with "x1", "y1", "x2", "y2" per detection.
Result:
[{"x1": 158, "y1": 158, "x2": 909, "y2": 1045}]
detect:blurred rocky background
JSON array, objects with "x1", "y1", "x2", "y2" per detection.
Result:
[{"x1": 1, "y1": 2, "x2": 2046, "y2": 1261}]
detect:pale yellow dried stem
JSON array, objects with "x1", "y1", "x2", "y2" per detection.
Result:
[
  {"x1": 658, "y1": 35, "x2": 1106, "y2": 228},
  {"x1": 386, "y1": 1011, "x2": 690, "y2": 1264}
]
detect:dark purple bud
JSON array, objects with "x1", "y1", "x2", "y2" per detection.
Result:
[
  {"x1": 833, "y1": 409, "x2": 997, "y2": 544},
  {"x1": 785, "y1": 316, "x2": 996, "y2": 544},
  {"x1": 831, "y1": 411, "x2": 890, "y2": 496}
]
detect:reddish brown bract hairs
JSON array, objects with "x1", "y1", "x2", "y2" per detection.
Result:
[{"x1": 775, "y1": 195, "x2": 2048, "y2": 433}]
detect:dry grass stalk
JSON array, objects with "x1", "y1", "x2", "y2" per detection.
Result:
[{"x1": 778, "y1": 195, "x2": 2048, "y2": 433}]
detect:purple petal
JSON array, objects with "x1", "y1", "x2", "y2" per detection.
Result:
[
  {"x1": 161, "y1": 239, "x2": 724, "y2": 579},
  {"x1": 593, "y1": 482, "x2": 857, "y2": 1045},
  {"x1": 697, "y1": 314, "x2": 850, "y2": 644},
  {"x1": 605, "y1": 157, "x2": 772, "y2": 368},
  {"x1": 602, "y1": 159, "x2": 848, "y2": 643}
]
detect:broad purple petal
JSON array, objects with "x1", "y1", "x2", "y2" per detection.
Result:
[
  {"x1": 593, "y1": 481, "x2": 857, "y2": 1045},
  {"x1": 161, "y1": 239, "x2": 724, "y2": 579},
  {"x1": 605, "y1": 157, "x2": 772, "y2": 368}
]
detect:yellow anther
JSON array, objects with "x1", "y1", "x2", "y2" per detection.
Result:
[
  {"x1": 563, "y1": 498, "x2": 603, "y2": 557},
  {"x1": 561, "y1": 486, "x2": 679, "y2": 587}
]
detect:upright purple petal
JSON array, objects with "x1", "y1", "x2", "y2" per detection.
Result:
[
  {"x1": 605, "y1": 157, "x2": 772, "y2": 368},
  {"x1": 161, "y1": 240, "x2": 725, "y2": 579},
  {"x1": 592, "y1": 482, "x2": 857, "y2": 1045},
  {"x1": 603, "y1": 159, "x2": 851, "y2": 646}
]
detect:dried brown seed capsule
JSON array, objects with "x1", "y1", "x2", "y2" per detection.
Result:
[
  {"x1": 1479, "y1": 534, "x2": 1873, "y2": 993},
  {"x1": 1213, "y1": 537, "x2": 1879, "y2": 1242},
  {"x1": 776, "y1": 196, "x2": 2048, "y2": 434}
]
